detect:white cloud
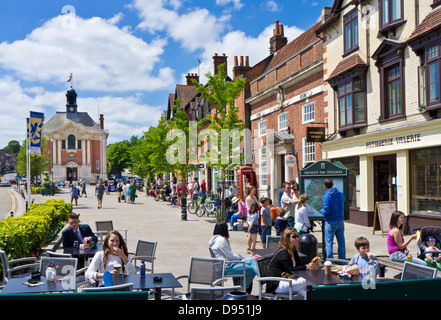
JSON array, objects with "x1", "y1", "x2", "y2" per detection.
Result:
[
  {"x1": 263, "y1": 1, "x2": 282, "y2": 13},
  {"x1": 216, "y1": 0, "x2": 244, "y2": 10},
  {"x1": 0, "y1": 14, "x2": 175, "y2": 93},
  {"x1": 131, "y1": 0, "x2": 304, "y2": 84}
]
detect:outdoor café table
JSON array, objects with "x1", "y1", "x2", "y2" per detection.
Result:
[
  {"x1": 0, "y1": 276, "x2": 76, "y2": 294},
  {"x1": 63, "y1": 243, "x2": 102, "y2": 266},
  {"x1": 293, "y1": 269, "x2": 397, "y2": 300},
  {"x1": 111, "y1": 273, "x2": 182, "y2": 300},
  {"x1": 63, "y1": 243, "x2": 102, "y2": 258}
]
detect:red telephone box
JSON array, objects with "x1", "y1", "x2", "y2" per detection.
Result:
[{"x1": 237, "y1": 166, "x2": 256, "y2": 201}]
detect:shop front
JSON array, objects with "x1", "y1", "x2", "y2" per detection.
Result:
[{"x1": 321, "y1": 119, "x2": 441, "y2": 231}]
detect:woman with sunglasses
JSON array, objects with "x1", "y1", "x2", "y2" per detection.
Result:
[{"x1": 266, "y1": 228, "x2": 319, "y2": 299}]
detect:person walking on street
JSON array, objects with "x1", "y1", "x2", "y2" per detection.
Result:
[
  {"x1": 95, "y1": 180, "x2": 105, "y2": 209},
  {"x1": 129, "y1": 180, "x2": 136, "y2": 203},
  {"x1": 80, "y1": 179, "x2": 87, "y2": 198},
  {"x1": 280, "y1": 182, "x2": 298, "y2": 228},
  {"x1": 70, "y1": 184, "x2": 79, "y2": 206},
  {"x1": 320, "y1": 178, "x2": 346, "y2": 259}
]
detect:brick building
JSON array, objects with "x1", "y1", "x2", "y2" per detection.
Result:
[
  {"x1": 245, "y1": 20, "x2": 326, "y2": 202},
  {"x1": 42, "y1": 86, "x2": 108, "y2": 182},
  {"x1": 317, "y1": 0, "x2": 441, "y2": 229}
]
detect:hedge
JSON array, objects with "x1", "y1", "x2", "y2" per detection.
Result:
[{"x1": 0, "y1": 199, "x2": 72, "y2": 264}]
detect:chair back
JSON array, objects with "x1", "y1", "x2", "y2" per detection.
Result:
[
  {"x1": 0, "y1": 249, "x2": 10, "y2": 281},
  {"x1": 190, "y1": 286, "x2": 241, "y2": 300},
  {"x1": 95, "y1": 220, "x2": 114, "y2": 232},
  {"x1": 266, "y1": 235, "x2": 280, "y2": 250},
  {"x1": 401, "y1": 261, "x2": 437, "y2": 280},
  {"x1": 82, "y1": 283, "x2": 133, "y2": 292},
  {"x1": 135, "y1": 239, "x2": 157, "y2": 264},
  {"x1": 256, "y1": 254, "x2": 274, "y2": 278},
  {"x1": 39, "y1": 257, "x2": 78, "y2": 277},
  {"x1": 46, "y1": 251, "x2": 72, "y2": 258},
  {"x1": 187, "y1": 257, "x2": 225, "y2": 290}
]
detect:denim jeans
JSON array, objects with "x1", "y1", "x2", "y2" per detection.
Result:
[
  {"x1": 324, "y1": 220, "x2": 346, "y2": 259},
  {"x1": 225, "y1": 257, "x2": 259, "y2": 289},
  {"x1": 390, "y1": 251, "x2": 427, "y2": 266}
]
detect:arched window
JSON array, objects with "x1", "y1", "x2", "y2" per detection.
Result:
[{"x1": 68, "y1": 134, "x2": 76, "y2": 149}]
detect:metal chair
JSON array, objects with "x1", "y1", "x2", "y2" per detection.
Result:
[
  {"x1": 208, "y1": 246, "x2": 246, "y2": 289},
  {"x1": 175, "y1": 257, "x2": 227, "y2": 299},
  {"x1": 39, "y1": 257, "x2": 78, "y2": 291},
  {"x1": 129, "y1": 239, "x2": 158, "y2": 274},
  {"x1": 82, "y1": 283, "x2": 133, "y2": 292},
  {"x1": 0, "y1": 249, "x2": 39, "y2": 284},
  {"x1": 266, "y1": 235, "x2": 280, "y2": 250},
  {"x1": 255, "y1": 254, "x2": 303, "y2": 300},
  {"x1": 45, "y1": 251, "x2": 89, "y2": 288},
  {"x1": 95, "y1": 220, "x2": 128, "y2": 243},
  {"x1": 190, "y1": 285, "x2": 242, "y2": 300},
  {"x1": 401, "y1": 261, "x2": 437, "y2": 280}
]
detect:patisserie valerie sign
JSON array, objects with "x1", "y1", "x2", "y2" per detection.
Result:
[{"x1": 365, "y1": 133, "x2": 422, "y2": 149}]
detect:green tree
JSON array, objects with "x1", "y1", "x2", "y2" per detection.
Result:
[
  {"x1": 192, "y1": 63, "x2": 246, "y2": 220},
  {"x1": 16, "y1": 136, "x2": 51, "y2": 185},
  {"x1": 107, "y1": 142, "x2": 131, "y2": 174},
  {"x1": 3, "y1": 140, "x2": 20, "y2": 154},
  {"x1": 166, "y1": 98, "x2": 206, "y2": 191}
]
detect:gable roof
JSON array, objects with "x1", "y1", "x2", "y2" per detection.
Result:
[
  {"x1": 408, "y1": 6, "x2": 441, "y2": 43},
  {"x1": 43, "y1": 112, "x2": 105, "y2": 134}
]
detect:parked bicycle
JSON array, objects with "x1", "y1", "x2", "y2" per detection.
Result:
[{"x1": 187, "y1": 195, "x2": 207, "y2": 214}]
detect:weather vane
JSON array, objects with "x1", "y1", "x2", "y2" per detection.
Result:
[{"x1": 67, "y1": 72, "x2": 73, "y2": 85}]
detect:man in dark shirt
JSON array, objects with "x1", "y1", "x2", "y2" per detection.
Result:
[{"x1": 95, "y1": 180, "x2": 105, "y2": 209}]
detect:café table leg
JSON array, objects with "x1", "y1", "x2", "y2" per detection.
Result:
[
  {"x1": 306, "y1": 285, "x2": 313, "y2": 300},
  {"x1": 154, "y1": 288, "x2": 161, "y2": 300}
]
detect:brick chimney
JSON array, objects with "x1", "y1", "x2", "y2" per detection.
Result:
[
  {"x1": 186, "y1": 73, "x2": 199, "y2": 86},
  {"x1": 213, "y1": 53, "x2": 228, "y2": 75},
  {"x1": 233, "y1": 55, "x2": 251, "y2": 80},
  {"x1": 99, "y1": 114, "x2": 104, "y2": 129},
  {"x1": 269, "y1": 20, "x2": 288, "y2": 54}
]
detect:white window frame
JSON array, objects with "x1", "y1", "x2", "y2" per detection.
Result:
[
  {"x1": 302, "y1": 101, "x2": 315, "y2": 124},
  {"x1": 302, "y1": 137, "x2": 315, "y2": 166},
  {"x1": 259, "y1": 146, "x2": 268, "y2": 187},
  {"x1": 258, "y1": 119, "x2": 266, "y2": 137},
  {"x1": 96, "y1": 160, "x2": 100, "y2": 170},
  {"x1": 278, "y1": 112, "x2": 288, "y2": 131}
]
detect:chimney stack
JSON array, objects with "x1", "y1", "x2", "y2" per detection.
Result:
[
  {"x1": 186, "y1": 73, "x2": 199, "y2": 86},
  {"x1": 269, "y1": 20, "x2": 288, "y2": 54},
  {"x1": 213, "y1": 53, "x2": 228, "y2": 75},
  {"x1": 233, "y1": 55, "x2": 251, "y2": 80}
]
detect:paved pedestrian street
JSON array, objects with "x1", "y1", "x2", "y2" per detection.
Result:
[{"x1": 12, "y1": 186, "x2": 405, "y2": 295}]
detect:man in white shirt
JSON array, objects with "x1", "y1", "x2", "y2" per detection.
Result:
[{"x1": 280, "y1": 182, "x2": 299, "y2": 228}]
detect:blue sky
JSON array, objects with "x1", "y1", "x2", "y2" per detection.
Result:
[{"x1": 0, "y1": 0, "x2": 334, "y2": 148}]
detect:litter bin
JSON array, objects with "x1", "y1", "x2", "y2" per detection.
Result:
[
  {"x1": 181, "y1": 196, "x2": 187, "y2": 221},
  {"x1": 298, "y1": 233, "x2": 318, "y2": 264}
]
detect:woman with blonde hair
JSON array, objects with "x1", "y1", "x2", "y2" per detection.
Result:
[
  {"x1": 266, "y1": 228, "x2": 319, "y2": 299},
  {"x1": 86, "y1": 230, "x2": 136, "y2": 285},
  {"x1": 295, "y1": 194, "x2": 311, "y2": 235}
]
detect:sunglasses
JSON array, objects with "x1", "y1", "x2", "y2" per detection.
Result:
[{"x1": 290, "y1": 235, "x2": 298, "y2": 239}]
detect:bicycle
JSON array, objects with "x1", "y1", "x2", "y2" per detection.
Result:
[
  {"x1": 195, "y1": 194, "x2": 218, "y2": 217},
  {"x1": 187, "y1": 195, "x2": 206, "y2": 215}
]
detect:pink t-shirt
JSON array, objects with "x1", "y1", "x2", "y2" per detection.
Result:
[{"x1": 387, "y1": 228, "x2": 404, "y2": 254}]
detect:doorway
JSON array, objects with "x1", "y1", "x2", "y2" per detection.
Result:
[
  {"x1": 374, "y1": 155, "x2": 397, "y2": 202},
  {"x1": 67, "y1": 167, "x2": 78, "y2": 182}
]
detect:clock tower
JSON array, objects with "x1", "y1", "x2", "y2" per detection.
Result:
[{"x1": 66, "y1": 86, "x2": 78, "y2": 120}]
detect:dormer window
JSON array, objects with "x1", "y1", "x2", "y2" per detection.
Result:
[{"x1": 379, "y1": 0, "x2": 405, "y2": 35}]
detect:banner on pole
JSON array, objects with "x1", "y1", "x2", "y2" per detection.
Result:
[{"x1": 29, "y1": 111, "x2": 44, "y2": 155}]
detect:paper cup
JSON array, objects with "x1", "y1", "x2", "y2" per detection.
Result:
[{"x1": 324, "y1": 265, "x2": 332, "y2": 275}]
